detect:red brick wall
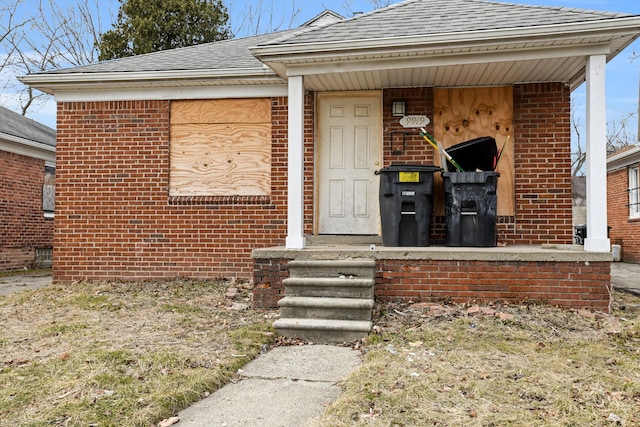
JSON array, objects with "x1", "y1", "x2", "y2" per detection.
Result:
[
  {"x1": 608, "y1": 167, "x2": 640, "y2": 262},
  {"x1": 511, "y1": 83, "x2": 573, "y2": 244},
  {"x1": 382, "y1": 84, "x2": 573, "y2": 245},
  {"x1": 252, "y1": 257, "x2": 610, "y2": 310},
  {"x1": 376, "y1": 259, "x2": 609, "y2": 310},
  {"x1": 252, "y1": 257, "x2": 289, "y2": 308},
  {"x1": 55, "y1": 83, "x2": 573, "y2": 282},
  {"x1": 0, "y1": 151, "x2": 54, "y2": 270},
  {"x1": 54, "y1": 99, "x2": 291, "y2": 282}
]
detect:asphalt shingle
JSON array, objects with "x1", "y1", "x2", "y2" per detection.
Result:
[
  {"x1": 32, "y1": 0, "x2": 637, "y2": 75},
  {"x1": 264, "y1": 0, "x2": 632, "y2": 46},
  {"x1": 0, "y1": 106, "x2": 55, "y2": 147}
]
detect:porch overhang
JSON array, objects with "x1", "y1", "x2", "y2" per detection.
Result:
[
  {"x1": 251, "y1": 18, "x2": 640, "y2": 91},
  {"x1": 260, "y1": 19, "x2": 640, "y2": 252}
]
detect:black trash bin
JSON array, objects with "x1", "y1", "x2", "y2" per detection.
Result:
[
  {"x1": 377, "y1": 164, "x2": 441, "y2": 247},
  {"x1": 442, "y1": 171, "x2": 500, "y2": 247},
  {"x1": 445, "y1": 136, "x2": 498, "y2": 172}
]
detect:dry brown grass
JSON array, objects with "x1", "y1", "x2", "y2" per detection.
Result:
[
  {"x1": 310, "y1": 291, "x2": 640, "y2": 426},
  {"x1": 0, "y1": 279, "x2": 276, "y2": 426},
  {"x1": 4, "y1": 278, "x2": 640, "y2": 427}
]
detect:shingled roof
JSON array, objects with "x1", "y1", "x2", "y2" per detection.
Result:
[
  {"x1": 261, "y1": 0, "x2": 631, "y2": 46},
  {"x1": 0, "y1": 106, "x2": 55, "y2": 163},
  {"x1": 0, "y1": 106, "x2": 55, "y2": 148},
  {"x1": 45, "y1": 31, "x2": 296, "y2": 75},
  {"x1": 20, "y1": 0, "x2": 640, "y2": 94}
]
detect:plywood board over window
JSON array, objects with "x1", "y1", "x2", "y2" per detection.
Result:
[
  {"x1": 170, "y1": 99, "x2": 271, "y2": 196},
  {"x1": 433, "y1": 87, "x2": 514, "y2": 216}
]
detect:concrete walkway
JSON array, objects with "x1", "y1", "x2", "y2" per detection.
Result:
[{"x1": 175, "y1": 345, "x2": 362, "y2": 427}]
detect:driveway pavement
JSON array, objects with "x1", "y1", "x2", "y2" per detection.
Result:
[
  {"x1": 0, "y1": 271, "x2": 52, "y2": 296},
  {"x1": 610, "y1": 262, "x2": 640, "y2": 296}
]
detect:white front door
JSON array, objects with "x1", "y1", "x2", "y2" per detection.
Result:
[{"x1": 317, "y1": 92, "x2": 382, "y2": 235}]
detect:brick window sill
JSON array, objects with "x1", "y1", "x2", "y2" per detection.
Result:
[{"x1": 168, "y1": 195, "x2": 272, "y2": 206}]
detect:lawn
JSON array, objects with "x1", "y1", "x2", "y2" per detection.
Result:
[
  {"x1": 310, "y1": 291, "x2": 640, "y2": 426},
  {"x1": 0, "y1": 279, "x2": 276, "y2": 426},
  {"x1": 2, "y1": 278, "x2": 639, "y2": 426}
]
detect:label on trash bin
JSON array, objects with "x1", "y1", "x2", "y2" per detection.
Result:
[
  {"x1": 399, "y1": 172, "x2": 419, "y2": 182},
  {"x1": 401, "y1": 191, "x2": 416, "y2": 196}
]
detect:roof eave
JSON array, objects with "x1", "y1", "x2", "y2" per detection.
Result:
[
  {"x1": 0, "y1": 132, "x2": 56, "y2": 163},
  {"x1": 19, "y1": 68, "x2": 283, "y2": 95},
  {"x1": 607, "y1": 145, "x2": 640, "y2": 172},
  {"x1": 251, "y1": 17, "x2": 640, "y2": 63}
]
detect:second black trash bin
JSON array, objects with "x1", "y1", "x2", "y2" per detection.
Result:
[
  {"x1": 377, "y1": 164, "x2": 441, "y2": 247},
  {"x1": 442, "y1": 171, "x2": 500, "y2": 247}
]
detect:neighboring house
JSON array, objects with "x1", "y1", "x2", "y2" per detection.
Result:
[
  {"x1": 0, "y1": 106, "x2": 55, "y2": 271},
  {"x1": 19, "y1": 0, "x2": 640, "y2": 311},
  {"x1": 607, "y1": 145, "x2": 640, "y2": 263}
]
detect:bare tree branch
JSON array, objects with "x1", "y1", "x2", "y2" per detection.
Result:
[
  {"x1": 229, "y1": 0, "x2": 301, "y2": 37},
  {"x1": 571, "y1": 100, "x2": 637, "y2": 176},
  {"x1": 1, "y1": 0, "x2": 114, "y2": 116}
]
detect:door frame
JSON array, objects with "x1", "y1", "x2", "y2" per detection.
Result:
[{"x1": 313, "y1": 90, "x2": 383, "y2": 235}]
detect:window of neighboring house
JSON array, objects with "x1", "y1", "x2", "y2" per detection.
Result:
[
  {"x1": 630, "y1": 165, "x2": 640, "y2": 219},
  {"x1": 169, "y1": 99, "x2": 272, "y2": 197},
  {"x1": 43, "y1": 164, "x2": 55, "y2": 218}
]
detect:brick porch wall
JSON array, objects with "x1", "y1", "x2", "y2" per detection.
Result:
[
  {"x1": 252, "y1": 257, "x2": 610, "y2": 310},
  {"x1": 0, "y1": 151, "x2": 53, "y2": 271},
  {"x1": 608, "y1": 167, "x2": 640, "y2": 262}
]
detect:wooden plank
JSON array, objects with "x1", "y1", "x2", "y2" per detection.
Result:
[
  {"x1": 169, "y1": 123, "x2": 271, "y2": 196},
  {"x1": 171, "y1": 99, "x2": 271, "y2": 124},
  {"x1": 433, "y1": 87, "x2": 514, "y2": 216}
]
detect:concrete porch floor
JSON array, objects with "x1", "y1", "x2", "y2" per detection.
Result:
[{"x1": 252, "y1": 235, "x2": 612, "y2": 263}]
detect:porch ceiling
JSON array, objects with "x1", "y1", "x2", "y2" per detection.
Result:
[{"x1": 300, "y1": 55, "x2": 589, "y2": 91}]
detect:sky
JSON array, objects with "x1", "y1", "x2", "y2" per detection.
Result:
[{"x1": 4, "y1": 0, "x2": 640, "y2": 141}]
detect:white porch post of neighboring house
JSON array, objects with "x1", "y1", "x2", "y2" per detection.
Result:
[
  {"x1": 584, "y1": 54, "x2": 611, "y2": 252},
  {"x1": 286, "y1": 75, "x2": 306, "y2": 249}
]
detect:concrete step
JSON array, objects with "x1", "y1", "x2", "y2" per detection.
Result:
[
  {"x1": 278, "y1": 296, "x2": 374, "y2": 321},
  {"x1": 283, "y1": 277, "x2": 374, "y2": 299},
  {"x1": 273, "y1": 318, "x2": 372, "y2": 343},
  {"x1": 287, "y1": 259, "x2": 376, "y2": 280}
]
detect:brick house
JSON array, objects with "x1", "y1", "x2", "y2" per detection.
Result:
[
  {"x1": 19, "y1": 0, "x2": 640, "y2": 323},
  {"x1": 0, "y1": 106, "x2": 55, "y2": 271},
  {"x1": 607, "y1": 145, "x2": 640, "y2": 263}
]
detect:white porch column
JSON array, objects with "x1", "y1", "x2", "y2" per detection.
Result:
[
  {"x1": 584, "y1": 54, "x2": 610, "y2": 252},
  {"x1": 285, "y1": 75, "x2": 306, "y2": 249}
]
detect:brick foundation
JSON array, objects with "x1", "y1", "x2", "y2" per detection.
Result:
[
  {"x1": 252, "y1": 256, "x2": 611, "y2": 311},
  {"x1": 376, "y1": 259, "x2": 610, "y2": 309}
]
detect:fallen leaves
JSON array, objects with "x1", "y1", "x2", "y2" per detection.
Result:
[{"x1": 157, "y1": 416, "x2": 180, "y2": 427}]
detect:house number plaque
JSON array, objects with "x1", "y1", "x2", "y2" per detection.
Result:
[{"x1": 399, "y1": 115, "x2": 430, "y2": 128}]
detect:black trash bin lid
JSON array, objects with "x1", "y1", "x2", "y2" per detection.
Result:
[{"x1": 378, "y1": 164, "x2": 442, "y2": 173}]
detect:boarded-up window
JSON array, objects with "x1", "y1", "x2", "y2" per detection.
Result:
[
  {"x1": 43, "y1": 165, "x2": 55, "y2": 216},
  {"x1": 169, "y1": 99, "x2": 272, "y2": 196},
  {"x1": 433, "y1": 87, "x2": 514, "y2": 216}
]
